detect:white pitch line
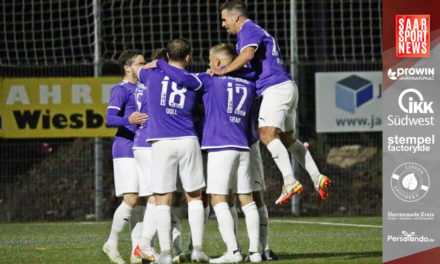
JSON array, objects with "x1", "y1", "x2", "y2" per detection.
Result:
[{"x1": 270, "y1": 219, "x2": 382, "y2": 229}]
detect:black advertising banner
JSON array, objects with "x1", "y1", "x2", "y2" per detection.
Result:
[{"x1": 383, "y1": 0, "x2": 440, "y2": 263}]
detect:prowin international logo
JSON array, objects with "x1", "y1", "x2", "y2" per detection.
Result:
[
  {"x1": 391, "y1": 162, "x2": 430, "y2": 202},
  {"x1": 387, "y1": 67, "x2": 435, "y2": 81},
  {"x1": 387, "y1": 231, "x2": 435, "y2": 243}
]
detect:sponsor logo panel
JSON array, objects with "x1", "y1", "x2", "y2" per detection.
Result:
[
  {"x1": 387, "y1": 67, "x2": 435, "y2": 81},
  {"x1": 0, "y1": 77, "x2": 120, "y2": 138},
  {"x1": 387, "y1": 231, "x2": 435, "y2": 243},
  {"x1": 395, "y1": 15, "x2": 430, "y2": 57},
  {"x1": 390, "y1": 162, "x2": 430, "y2": 203}
]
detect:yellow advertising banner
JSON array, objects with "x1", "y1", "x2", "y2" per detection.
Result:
[{"x1": 0, "y1": 77, "x2": 122, "y2": 138}]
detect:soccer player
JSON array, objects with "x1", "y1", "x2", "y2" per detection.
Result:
[
  {"x1": 209, "y1": 1, "x2": 331, "y2": 205},
  {"x1": 132, "y1": 48, "x2": 192, "y2": 264},
  {"x1": 103, "y1": 50, "x2": 148, "y2": 264},
  {"x1": 155, "y1": 43, "x2": 261, "y2": 263},
  {"x1": 130, "y1": 48, "x2": 172, "y2": 264},
  {"x1": 136, "y1": 39, "x2": 209, "y2": 264}
]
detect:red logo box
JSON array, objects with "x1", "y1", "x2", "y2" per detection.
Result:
[{"x1": 395, "y1": 15, "x2": 430, "y2": 57}]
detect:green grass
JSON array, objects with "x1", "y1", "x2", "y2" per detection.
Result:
[{"x1": 0, "y1": 217, "x2": 382, "y2": 264}]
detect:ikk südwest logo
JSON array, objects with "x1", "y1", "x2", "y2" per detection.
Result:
[{"x1": 396, "y1": 15, "x2": 430, "y2": 57}]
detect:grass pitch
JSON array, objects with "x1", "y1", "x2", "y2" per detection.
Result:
[{"x1": 0, "y1": 217, "x2": 381, "y2": 264}]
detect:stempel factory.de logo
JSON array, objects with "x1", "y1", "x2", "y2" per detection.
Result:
[{"x1": 395, "y1": 15, "x2": 430, "y2": 57}]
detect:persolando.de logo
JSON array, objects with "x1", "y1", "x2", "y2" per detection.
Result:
[{"x1": 387, "y1": 231, "x2": 435, "y2": 243}]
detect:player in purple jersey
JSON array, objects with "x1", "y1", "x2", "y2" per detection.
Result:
[
  {"x1": 103, "y1": 50, "x2": 149, "y2": 264},
  {"x1": 131, "y1": 48, "x2": 170, "y2": 263},
  {"x1": 209, "y1": 1, "x2": 331, "y2": 205},
  {"x1": 202, "y1": 43, "x2": 261, "y2": 263},
  {"x1": 135, "y1": 39, "x2": 209, "y2": 264},
  {"x1": 153, "y1": 43, "x2": 261, "y2": 263},
  {"x1": 131, "y1": 81, "x2": 157, "y2": 263}
]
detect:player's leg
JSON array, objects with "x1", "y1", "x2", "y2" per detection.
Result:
[
  {"x1": 207, "y1": 151, "x2": 242, "y2": 263},
  {"x1": 179, "y1": 138, "x2": 209, "y2": 262},
  {"x1": 227, "y1": 190, "x2": 239, "y2": 238},
  {"x1": 133, "y1": 148, "x2": 158, "y2": 263},
  {"x1": 252, "y1": 191, "x2": 278, "y2": 261},
  {"x1": 184, "y1": 152, "x2": 210, "y2": 260},
  {"x1": 104, "y1": 157, "x2": 139, "y2": 264},
  {"x1": 104, "y1": 192, "x2": 138, "y2": 264},
  {"x1": 135, "y1": 195, "x2": 158, "y2": 262},
  {"x1": 258, "y1": 81, "x2": 302, "y2": 204},
  {"x1": 171, "y1": 191, "x2": 184, "y2": 263},
  {"x1": 129, "y1": 197, "x2": 145, "y2": 264},
  {"x1": 155, "y1": 192, "x2": 174, "y2": 264},
  {"x1": 279, "y1": 95, "x2": 331, "y2": 200},
  {"x1": 149, "y1": 139, "x2": 180, "y2": 264},
  {"x1": 258, "y1": 81, "x2": 303, "y2": 205},
  {"x1": 248, "y1": 141, "x2": 274, "y2": 258},
  {"x1": 236, "y1": 151, "x2": 261, "y2": 263}
]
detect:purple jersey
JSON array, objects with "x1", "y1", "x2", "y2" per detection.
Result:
[
  {"x1": 198, "y1": 72, "x2": 256, "y2": 150},
  {"x1": 138, "y1": 65, "x2": 202, "y2": 141},
  {"x1": 237, "y1": 20, "x2": 291, "y2": 96},
  {"x1": 106, "y1": 80, "x2": 138, "y2": 158},
  {"x1": 156, "y1": 60, "x2": 256, "y2": 150},
  {"x1": 133, "y1": 82, "x2": 152, "y2": 148}
]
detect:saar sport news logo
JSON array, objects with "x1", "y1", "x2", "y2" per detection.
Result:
[
  {"x1": 387, "y1": 67, "x2": 435, "y2": 81},
  {"x1": 391, "y1": 162, "x2": 430, "y2": 203},
  {"x1": 387, "y1": 231, "x2": 435, "y2": 243},
  {"x1": 396, "y1": 15, "x2": 430, "y2": 57}
]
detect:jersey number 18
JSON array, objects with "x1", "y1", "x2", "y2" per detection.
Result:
[{"x1": 160, "y1": 76, "x2": 187, "y2": 109}]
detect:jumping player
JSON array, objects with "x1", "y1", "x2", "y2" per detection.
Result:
[{"x1": 209, "y1": 1, "x2": 330, "y2": 205}]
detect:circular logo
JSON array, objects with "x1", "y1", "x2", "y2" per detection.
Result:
[{"x1": 391, "y1": 162, "x2": 430, "y2": 202}]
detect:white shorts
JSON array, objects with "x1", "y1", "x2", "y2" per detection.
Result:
[
  {"x1": 249, "y1": 142, "x2": 265, "y2": 192},
  {"x1": 259, "y1": 80, "x2": 298, "y2": 132},
  {"x1": 206, "y1": 150, "x2": 252, "y2": 195},
  {"x1": 150, "y1": 137, "x2": 205, "y2": 194},
  {"x1": 133, "y1": 148, "x2": 153, "y2": 197},
  {"x1": 113, "y1": 157, "x2": 139, "y2": 197}
]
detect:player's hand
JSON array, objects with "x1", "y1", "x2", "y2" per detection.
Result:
[
  {"x1": 129, "y1": 112, "x2": 148, "y2": 124},
  {"x1": 143, "y1": 60, "x2": 158, "y2": 69},
  {"x1": 206, "y1": 68, "x2": 225, "y2": 76}
]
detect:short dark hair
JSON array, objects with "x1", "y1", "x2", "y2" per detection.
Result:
[
  {"x1": 117, "y1": 49, "x2": 143, "y2": 75},
  {"x1": 167, "y1": 39, "x2": 191, "y2": 61},
  {"x1": 152, "y1": 48, "x2": 168, "y2": 61},
  {"x1": 220, "y1": 1, "x2": 247, "y2": 17}
]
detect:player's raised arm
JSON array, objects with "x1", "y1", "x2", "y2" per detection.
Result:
[{"x1": 207, "y1": 46, "x2": 255, "y2": 76}]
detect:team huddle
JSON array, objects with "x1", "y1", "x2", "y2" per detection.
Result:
[{"x1": 102, "y1": 2, "x2": 330, "y2": 264}]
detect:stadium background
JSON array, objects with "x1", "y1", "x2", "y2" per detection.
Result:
[{"x1": 0, "y1": 0, "x2": 382, "y2": 222}]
